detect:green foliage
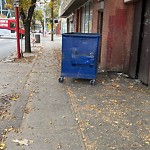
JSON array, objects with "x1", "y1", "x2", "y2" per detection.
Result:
[
  {"x1": 31, "y1": 9, "x2": 44, "y2": 30},
  {"x1": 48, "y1": 0, "x2": 60, "y2": 18},
  {"x1": 32, "y1": 0, "x2": 60, "y2": 31},
  {"x1": 5, "y1": 0, "x2": 39, "y2": 52},
  {"x1": 5, "y1": 0, "x2": 13, "y2": 9},
  {"x1": 5, "y1": 0, "x2": 33, "y2": 11},
  {"x1": 35, "y1": 9, "x2": 43, "y2": 21},
  {"x1": 4, "y1": 0, "x2": 60, "y2": 52},
  {"x1": 20, "y1": 0, "x2": 32, "y2": 11}
]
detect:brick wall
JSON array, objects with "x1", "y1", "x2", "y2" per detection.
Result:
[
  {"x1": 71, "y1": 0, "x2": 134, "y2": 72},
  {"x1": 74, "y1": 11, "x2": 77, "y2": 32},
  {"x1": 101, "y1": 0, "x2": 134, "y2": 72},
  {"x1": 92, "y1": 0, "x2": 100, "y2": 33},
  {"x1": 74, "y1": 8, "x2": 81, "y2": 32}
]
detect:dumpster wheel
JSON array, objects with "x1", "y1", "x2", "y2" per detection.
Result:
[
  {"x1": 89, "y1": 79, "x2": 96, "y2": 85},
  {"x1": 58, "y1": 77, "x2": 64, "y2": 83}
]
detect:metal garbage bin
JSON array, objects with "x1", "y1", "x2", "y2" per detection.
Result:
[
  {"x1": 59, "y1": 33, "x2": 100, "y2": 85},
  {"x1": 35, "y1": 34, "x2": 40, "y2": 43}
]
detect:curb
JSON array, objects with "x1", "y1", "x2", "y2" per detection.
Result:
[{"x1": 0, "y1": 45, "x2": 42, "y2": 141}]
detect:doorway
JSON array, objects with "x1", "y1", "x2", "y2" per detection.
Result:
[{"x1": 129, "y1": 0, "x2": 150, "y2": 85}]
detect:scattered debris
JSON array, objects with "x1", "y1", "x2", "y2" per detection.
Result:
[
  {"x1": 57, "y1": 143, "x2": 62, "y2": 149},
  {"x1": 134, "y1": 79, "x2": 142, "y2": 84},
  {"x1": 117, "y1": 73, "x2": 129, "y2": 78},
  {"x1": 98, "y1": 68, "x2": 105, "y2": 73},
  {"x1": 0, "y1": 94, "x2": 19, "y2": 120},
  {"x1": 2, "y1": 58, "x2": 15, "y2": 63},
  {"x1": 14, "y1": 56, "x2": 35, "y2": 63},
  {"x1": 31, "y1": 37, "x2": 36, "y2": 47},
  {"x1": 12, "y1": 139, "x2": 33, "y2": 146}
]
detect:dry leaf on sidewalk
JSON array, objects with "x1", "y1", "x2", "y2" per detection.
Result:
[
  {"x1": 0, "y1": 143, "x2": 6, "y2": 150},
  {"x1": 57, "y1": 143, "x2": 62, "y2": 149},
  {"x1": 11, "y1": 97, "x2": 17, "y2": 101}
]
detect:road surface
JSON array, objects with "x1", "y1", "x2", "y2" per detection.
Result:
[{"x1": 0, "y1": 38, "x2": 22, "y2": 61}]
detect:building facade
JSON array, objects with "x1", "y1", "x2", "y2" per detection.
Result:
[
  {"x1": 0, "y1": 0, "x2": 14, "y2": 17},
  {"x1": 60, "y1": 0, "x2": 150, "y2": 86}
]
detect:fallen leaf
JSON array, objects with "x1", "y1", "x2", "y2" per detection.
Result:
[
  {"x1": 57, "y1": 143, "x2": 62, "y2": 149},
  {"x1": 0, "y1": 143, "x2": 6, "y2": 150},
  {"x1": 113, "y1": 121, "x2": 119, "y2": 124},
  {"x1": 145, "y1": 141, "x2": 150, "y2": 145},
  {"x1": 11, "y1": 97, "x2": 17, "y2": 101},
  {"x1": 86, "y1": 120, "x2": 90, "y2": 126}
]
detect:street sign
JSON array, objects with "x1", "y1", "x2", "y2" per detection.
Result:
[
  {"x1": 14, "y1": 0, "x2": 20, "y2": 7},
  {"x1": 13, "y1": 3, "x2": 19, "y2": 7},
  {"x1": 14, "y1": 0, "x2": 21, "y2": 59},
  {"x1": 14, "y1": 0, "x2": 20, "y2": 3}
]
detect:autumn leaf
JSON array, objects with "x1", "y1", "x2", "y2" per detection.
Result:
[
  {"x1": 11, "y1": 97, "x2": 17, "y2": 101},
  {"x1": 0, "y1": 143, "x2": 6, "y2": 150}
]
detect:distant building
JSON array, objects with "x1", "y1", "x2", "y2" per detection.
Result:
[{"x1": 0, "y1": 0, "x2": 14, "y2": 17}]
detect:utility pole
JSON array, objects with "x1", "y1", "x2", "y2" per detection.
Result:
[
  {"x1": 14, "y1": 0, "x2": 21, "y2": 59},
  {"x1": 51, "y1": 0, "x2": 54, "y2": 41},
  {"x1": 43, "y1": 7, "x2": 46, "y2": 36}
]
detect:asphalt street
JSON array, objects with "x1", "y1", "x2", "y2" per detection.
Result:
[{"x1": 0, "y1": 38, "x2": 18, "y2": 61}]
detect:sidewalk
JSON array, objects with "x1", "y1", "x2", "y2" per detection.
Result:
[{"x1": 0, "y1": 35, "x2": 150, "y2": 150}]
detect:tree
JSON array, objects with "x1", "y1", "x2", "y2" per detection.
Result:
[
  {"x1": 20, "y1": 0, "x2": 37, "y2": 53},
  {"x1": 5, "y1": 0, "x2": 60, "y2": 52},
  {"x1": 48, "y1": 0, "x2": 60, "y2": 41},
  {"x1": 31, "y1": 0, "x2": 60, "y2": 36},
  {"x1": 48, "y1": 0, "x2": 60, "y2": 17},
  {"x1": 32, "y1": 9, "x2": 44, "y2": 32},
  {"x1": 6, "y1": 0, "x2": 37, "y2": 53}
]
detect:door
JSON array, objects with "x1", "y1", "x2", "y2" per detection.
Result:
[
  {"x1": 138, "y1": 0, "x2": 150, "y2": 84},
  {"x1": 97, "y1": 10, "x2": 103, "y2": 63},
  {"x1": 128, "y1": 0, "x2": 143, "y2": 78},
  {"x1": 97, "y1": 11, "x2": 103, "y2": 34}
]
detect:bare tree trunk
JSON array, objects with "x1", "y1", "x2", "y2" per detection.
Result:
[
  {"x1": 25, "y1": 22, "x2": 31, "y2": 53},
  {"x1": 20, "y1": 0, "x2": 36, "y2": 53},
  {"x1": 51, "y1": 0, "x2": 54, "y2": 41}
]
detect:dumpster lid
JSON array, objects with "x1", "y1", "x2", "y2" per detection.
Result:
[{"x1": 62, "y1": 32, "x2": 100, "y2": 38}]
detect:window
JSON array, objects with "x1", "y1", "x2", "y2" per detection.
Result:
[
  {"x1": 68, "y1": 15, "x2": 74, "y2": 32},
  {"x1": 10, "y1": 22, "x2": 15, "y2": 29},
  {"x1": 81, "y1": 2, "x2": 92, "y2": 33},
  {"x1": 10, "y1": 22, "x2": 15, "y2": 33}
]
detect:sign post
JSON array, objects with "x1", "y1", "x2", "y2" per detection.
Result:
[
  {"x1": 51, "y1": 0, "x2": 54, "y2": 41},
  {"x1": 14, "y1": 0, "x2": 21, "y2": 59}
]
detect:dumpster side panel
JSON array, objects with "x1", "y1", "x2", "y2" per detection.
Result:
[{"x1": 61, "y1": 33, "x2": 100, "y2": 79}]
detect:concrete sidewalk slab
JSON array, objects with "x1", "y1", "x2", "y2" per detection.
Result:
[
  {"x1": 0, "y1": 44, "x2": 42, "y2": 140},
  {"x1": 1, "y1": 35, "x2": 150, "y2": 150},
  {"x1": 3, "y1": 36, "x2": 86, "y2": 150}
]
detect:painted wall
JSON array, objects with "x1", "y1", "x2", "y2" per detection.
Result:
[
  {"x1": 67, "y1": 0, "x2": 135, "y2": 72},
  {"x1": 101, "y1": 0, "x2": 135, "y2": 72}
]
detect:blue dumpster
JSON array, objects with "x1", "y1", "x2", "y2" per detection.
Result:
[{"x1": 59, "y1": 33, "x2": 100, "y2": 85}]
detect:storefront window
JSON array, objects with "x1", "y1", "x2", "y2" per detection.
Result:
[
  {"x1": 81, "y1": 2, "x2": 92, "y2": 33},
  {"x1": 10, "y1": 22, "x2": 15, "y2": 29},
  {"x1": 68, "y1": 15, "x2": 74, "y2": 32}
]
